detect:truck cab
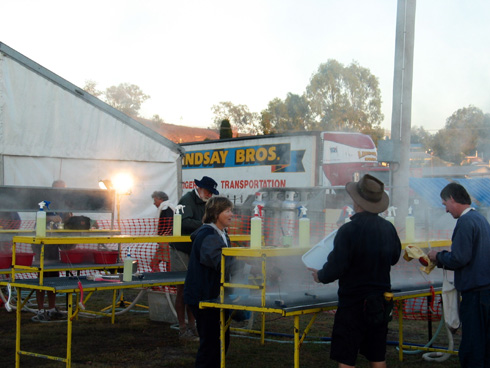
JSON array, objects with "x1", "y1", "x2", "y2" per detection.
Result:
[{"x1": 321, "y1": 131, "x2": 389, "y2": 187}]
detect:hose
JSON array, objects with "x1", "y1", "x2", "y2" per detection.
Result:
[
  {"x1": 395, "y1": 315, "x2": 446, "y2": 355},
  {"x1": 0, "y1": 286, "x2": 39, "y2": 313},
  {"x1": 5, "y1": 284, "x2": 12, "y2": 312},
  {"x1": 421, "y1": 315, "x2": 454, "y2": 362},
  {"x1": 394, "y1": 308, "x2": 454, "y2": 362}
]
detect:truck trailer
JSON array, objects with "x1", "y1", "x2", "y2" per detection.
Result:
[
  {"x1": 181, "y1": 131, "x2": 388, "y2": 245},
  {"x1": 181, "y1": 131, "x2": 387, "y2": 203}
]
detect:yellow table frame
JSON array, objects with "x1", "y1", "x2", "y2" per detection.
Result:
[
  {"x1": 3, "y1": 234, "x2": 249, "y2": 368},
  {"x1": 11, "y1": 272, "x2": 186, "y2": 368},
  {"x1": 200, "y1": 241, "x2": 457, "y2": 368}
]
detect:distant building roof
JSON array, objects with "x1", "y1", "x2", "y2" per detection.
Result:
[{"x1": 136, "y1": 118, "x2": 219, "y2": 143}]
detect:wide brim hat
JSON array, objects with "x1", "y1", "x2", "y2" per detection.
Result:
[
  {"x1": 345, "y1": 174, "x2": 389, "y2": 214},
  {"x1": 194, "y1": 176, "x2": 219, "y2": 195}
]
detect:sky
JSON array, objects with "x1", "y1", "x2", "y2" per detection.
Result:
[{"x1": 1, "y1": 0, "x2": 489, "y2": 133}]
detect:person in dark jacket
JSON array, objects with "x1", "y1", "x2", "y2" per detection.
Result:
[
  {"x1": 308, "y1": 174, "x2": 401, "y2": 368},
  {"x1": 171, "y1": 176, "x2": 219, "y2": 340},
  {"x1": 428, "y1": 183, "x2": 490, "y2": 368},
  {"x1": 184, "y1": 196, "x2": 238, "y2": 368},
  {"x1": 151, "y1": 191, "x2": 174, "y2": 236},
  {"x1": 149, "y1": 191, "x2": 174, "y2": 272}
]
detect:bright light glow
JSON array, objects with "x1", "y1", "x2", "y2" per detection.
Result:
[{"x1": 112, "y1": 173, "x2": 133, "y2": 195}]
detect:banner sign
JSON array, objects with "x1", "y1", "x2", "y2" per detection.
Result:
[{"x1": 182, "y1": 143, "x2": 305, "y2": 172}]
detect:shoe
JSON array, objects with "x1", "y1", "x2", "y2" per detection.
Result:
[
  {"x1": 188, "y1": 325, "x2": 199, "y2": 337},
  {"x1": 34, "y1": 309, "x2": 50, "y2": 322},
  {"x1": 46, "y1": 307, "x2": 65, "y2": 320},
  {"x1": 179, "y1": 328, "x2": 199, "y2": 342}
]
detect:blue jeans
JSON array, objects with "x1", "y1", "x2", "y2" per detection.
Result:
[{"x1": 459, "y1": 289, "x2": 490, "y2": 368}]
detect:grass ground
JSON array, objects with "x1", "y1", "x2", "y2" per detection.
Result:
[{"x1": 0, "y1": 289, "x2": 461, "y2": 367}]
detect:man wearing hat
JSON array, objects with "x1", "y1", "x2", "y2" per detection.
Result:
[
  {"x1": 170, "y1": 176, "x2": 219, "y2": 340},
  {"x1": 308, "y1": 174, "x2": 401, "y2": 368}
]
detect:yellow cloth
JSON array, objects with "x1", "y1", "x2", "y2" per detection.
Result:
[{"x1": 403, "y1": 244, "x2": 436, "y2": 274}]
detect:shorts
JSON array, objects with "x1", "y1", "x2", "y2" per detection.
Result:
[
  {"x1": 170, "y1": 247, "x2": 190, "y2": 272},
  {"x1": 330, "y1": 301, "x2": 388, "y2": 366}
]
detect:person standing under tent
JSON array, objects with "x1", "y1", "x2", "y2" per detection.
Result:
[
  {"x1": 150, "y1": 191, "x2": 174, "y2": 272},
  {"x1": 308, "y1": 174, "x2": 401, "y2": 368},
  {"x1": 170, "y1": 176, "x2": 218, "y2": 341},
  {"x1": 428, "y1": 182, "x2": 490, "y2": 368},
  {"x1": 33, "y1": 179, "x2": 72, "y2": 321}
]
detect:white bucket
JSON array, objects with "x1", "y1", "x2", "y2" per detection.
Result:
[{"x1": 147, "y1": 290, "x2": 178, "y2": 323}]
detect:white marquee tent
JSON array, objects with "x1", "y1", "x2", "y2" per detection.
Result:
[{"x1": 0, "y1": 42, "x2": 184, "y2": 220}]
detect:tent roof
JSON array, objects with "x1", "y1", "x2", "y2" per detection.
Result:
[{"x1": 0, "y1": 42, "x2": 184, "y2": 158}]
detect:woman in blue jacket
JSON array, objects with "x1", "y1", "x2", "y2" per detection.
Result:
[{"x1": 184, "y1": 196, "x2": 238, "y2": 367}]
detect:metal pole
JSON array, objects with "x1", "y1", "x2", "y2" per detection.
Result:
[{"x1": 391, "y1": 0, "x2": 417, "y2": 227}]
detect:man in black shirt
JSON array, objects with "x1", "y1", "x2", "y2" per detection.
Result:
[{"x1": 309, "y1": 174, "x2": 401, "y2": 368}]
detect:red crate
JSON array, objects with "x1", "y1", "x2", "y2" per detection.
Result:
[
  {"x1": 15, "y1": 252, "x2": 34, "y2": 266},
  {"x1": 60, "y1": 250, "x2": 92, "y2": 264},
  {"x1": 93, "y1": 251, "x2": 118, "y2": 264},
  {"x1": 0, "y1": 253, "x2": 12, "y2": 269}
]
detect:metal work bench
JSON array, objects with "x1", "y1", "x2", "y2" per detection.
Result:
[
  {"x1": 10, "y1": 271, "x2": 186, "y2": 367},
  {"x1": 200, "y1": 241, "x2": 456, "y2": 368},
  {"x1": 1, "y1": 234, "x2": 249, "y2": 368}
]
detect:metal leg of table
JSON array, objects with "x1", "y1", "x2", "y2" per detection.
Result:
[
  {"x1": 294, "y1": 315, "x2": 300, "y2": 368},
  {"x1": 66, "y1": 292, "x2": 73, "y2": 368},
  {"x1": 15, "y1": 287, "x2": 22, "y2": 368},
  {"x1": 220, "y1": 308, "x2": 226, "y2": 368},
  {"x1": 112, "y1": 289, "x2": 117, "y2": 324}
]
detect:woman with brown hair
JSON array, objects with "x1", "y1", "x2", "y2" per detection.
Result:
[{"x1": 183, "y1": 196, "x2": 239, "y2": 367}]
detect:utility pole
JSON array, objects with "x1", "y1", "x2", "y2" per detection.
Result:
[{"x1": 390, "y1": 0, "x2": 416, "y2": 228}]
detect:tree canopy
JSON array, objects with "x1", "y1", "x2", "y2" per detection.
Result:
[
  {"x1": 305, "y1": 59, "x2": 383, "y2": 132},
  {"x1": 432, "y1": 106, "x2": 490, "y2": 164},
  {"x1": 260, "y1": 94, "x2": 310, "y2": 134},
  {"x1": 257, "y1": 59, "x2": 384, "y2": 136},
  {"x1": 104, "y1": 83, "x2": 150, "y2": 117},
  {"x1": 219, "y1": 119, "x2": 233, "y2": 139},
  {"x1": 83, "y1": 81, "x2": 150, "y2": 117},
  {"x1": 211, "y1": 102, "x2": 260, "y2": 135}
]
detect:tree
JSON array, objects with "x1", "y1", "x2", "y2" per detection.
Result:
[
  {"x1": 305, "y1": 59, "x2": 383, "y2": 133},
  {"x1": 211, "y1": 102, "x2": 260, "y2": 135},
  {"x1": 104, "y1": 83, "x2": 150, "y2": 117},
  {"x1": 432, "y1": 106, "x2": 490, "y2": 164},
  {"x1": 260, "y1": 98, "x2": 287, "y2": 134},
  {"x1": 212, "y1": 60, "x2": 383, "y2": 137},
  {"x1": 83, "y1": 81, "x2": 150, "y2": 117},
  {"x1": 261, "y1": 94, "x2": 311, "y2": 133},
  {"x1": 411, "y1": 126, "x2": 433, "y2": 150},
  {"x1": 152, "y1": 114, "x2": 165, "y2": 124},
  {"x1": 219, "y1": 119, "x2": 233, "y2": 139},
  {"x1": 83, "y1": 80, "x2": 102, "y2": 98}
]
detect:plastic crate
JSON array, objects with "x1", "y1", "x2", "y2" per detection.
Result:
[
  {"x1": 15, "y1": 252, "x2": 34, "y2": 266},
  {"x1": 60, "y1": 250, "x2": 92, "y2": 264},
  {"x1": 0, "y1": 254, "x2": 12, "y2": 269},
  {"x1": 93, "y1": 251, "x2": 119, "y2": 264}
]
